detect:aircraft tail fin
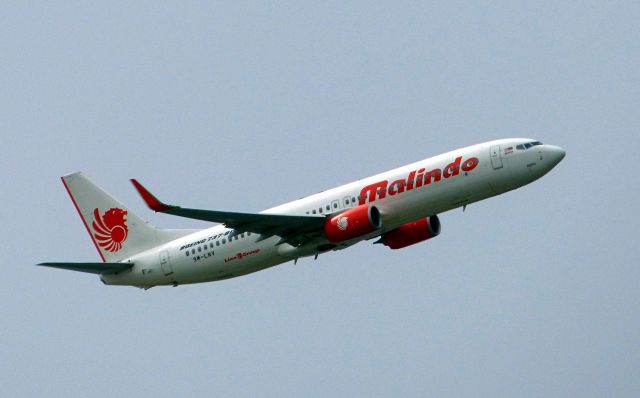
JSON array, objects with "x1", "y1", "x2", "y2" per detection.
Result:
[{"x1": 61, "y1": 172, "x2": 198, "y2": 263}]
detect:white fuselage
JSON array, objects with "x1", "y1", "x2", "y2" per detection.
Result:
[{"x1": 101, "y1": 138, "x2": 565, "y2": 288}]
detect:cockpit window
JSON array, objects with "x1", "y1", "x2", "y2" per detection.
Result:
[{"x1": 517, "y1": 141, "x2": 543, "y2": 151}]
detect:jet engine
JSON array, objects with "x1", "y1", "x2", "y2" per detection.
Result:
[
  {"x1": 325, "y1": 205, "x2": 382, "y2": 243},
  {"x1": 377, "y1": 216, "x2": 441, "y2": 249}
]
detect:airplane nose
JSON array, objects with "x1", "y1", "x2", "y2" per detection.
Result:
[{"x1": 546, "y1": 145, "x2": 566, "y2": 166}]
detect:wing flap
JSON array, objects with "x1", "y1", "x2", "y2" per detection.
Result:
[{"x1": 37, "y1": 262, "x2": 133, "y2": 274}]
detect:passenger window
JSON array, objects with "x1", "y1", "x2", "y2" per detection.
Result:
[
  {"x1": 216, "y1": 241, "x2": 220, "y2": 246},
  {"x1": 326, "y1": 205, "x2": 330, "y2": 211},
  {"x1": 312, "y1": 209, "x2": 316, "y2": 214},
  {"x1": 197, "y1": 247, "x2": 201, "y2": 252},
  {"x1": 345, "y1": 199, "x2": 349, "y2": 205},
  {"x1": 222, "y1": 239, "x2": 226, "y2": 244},
  {"x1": 352, "y1": 197, "x2": 356, "y2": 203},
  {"x1": 333, "y1": 203, "x2": 338, "y2": 209},
  {"x1": 191, "y1": 249, "x2": 195, "y2": 254},
  {"x1": 319, "y1": 208, "x2": 323, "y2": 213},
  {"x1": 186, "y1": 251, "x2": 189, "y2": 257}
]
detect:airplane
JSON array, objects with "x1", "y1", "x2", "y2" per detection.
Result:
[{"x1": 38, "y1": 138, "x2": 565, "y2": 289}]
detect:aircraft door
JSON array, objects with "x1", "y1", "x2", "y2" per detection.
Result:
[
  {"x1": 490, "y1": 145, "x2": 503, "y2": 169},
  {"x1": 160, "y1": 250, "x2": 174, "y2": 276}
]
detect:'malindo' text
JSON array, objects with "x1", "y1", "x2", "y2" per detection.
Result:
[{"x1": 359, "y1": 156, "x2": 479, "y2": 205}]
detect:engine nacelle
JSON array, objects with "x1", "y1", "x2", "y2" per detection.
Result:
[
  {"x1": 379, "y1": 216, "x2": 441, "y2": 249},
  {"x1": 325, "y1": 205, "x2": 382, "y2": 243}
]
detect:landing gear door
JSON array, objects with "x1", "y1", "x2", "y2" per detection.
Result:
[
  {"x1": 490, "y1": 145, "x2": 503, "y2": 169},
  {"x1": 160, "y1": 250, "x2": 173, "y2": 276}
]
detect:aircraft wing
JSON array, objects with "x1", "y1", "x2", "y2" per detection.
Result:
[
  {"x1": 37, "y1": 262, "x2": 133, "y2": 274},
  {"x1": 131, "y1": 179, "x2": 326, "y2": 246}
]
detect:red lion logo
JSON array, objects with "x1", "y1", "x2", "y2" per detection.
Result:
[{"x1": 92, "y1": 208, "x2": 128, "y2": 252}]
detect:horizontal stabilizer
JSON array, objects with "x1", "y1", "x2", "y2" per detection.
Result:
[{"x1": 37, "y1": 262, "x2": 133, "y2": 274}]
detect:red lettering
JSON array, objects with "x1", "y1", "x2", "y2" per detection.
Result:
[
  {"x1": 423, "y1": 169, "x2": 441, "y2": 185},
  {"x1": 358, "y1": 156, "x2": 477, "y2": 203},
  {"x1": 461, "y1": 157, "x2": 479, "y2": 172},
  {"x1": 359, "y1": 180, "x2": 388, "y2": 205},
  {"x1": 406, "y1": 171, "x2": 417, "y2": 190},
  {"x1": 415, "y1": 168, "x2": 426, "y2": 188},
  {"x1": 443, "y1": 156, "x2": 462, "y2": 178},
  {"x1": 388, "y1": 179, "x2": 406, "y2": 195}
]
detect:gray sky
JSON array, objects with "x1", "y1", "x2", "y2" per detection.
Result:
[{"x1": 1, "y1": 1, "x2": 638, "y2": 397}]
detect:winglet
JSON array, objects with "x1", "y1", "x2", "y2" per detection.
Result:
[{"x1": 130, "y1": 179, "x2": 172, "y2": 212}]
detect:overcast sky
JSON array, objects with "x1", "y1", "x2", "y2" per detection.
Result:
[{"x1": 1, "y1": 1, "x2": 638, "y2": 397}]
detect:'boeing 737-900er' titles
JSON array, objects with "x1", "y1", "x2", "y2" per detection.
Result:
[{"x1": 38, "y1": 138, "x2": 565, "y2": 289}]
